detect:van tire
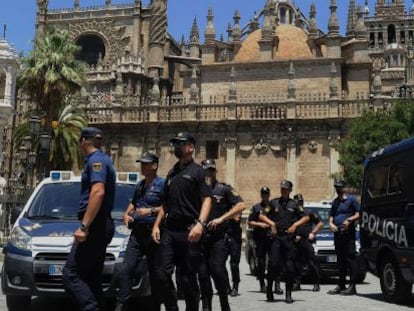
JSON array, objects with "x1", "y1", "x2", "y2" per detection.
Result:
[
  {"x1": 379, "y1": 256, "x2": 412, "y2": 303},
  {"x1": 6, "y1": 295, "x2": 31, "y2": 311}
]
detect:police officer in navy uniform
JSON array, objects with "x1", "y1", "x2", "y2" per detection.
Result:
[
  {"x1": 63, "y1": 127, "x2": 116, "y2": 311},
  {"x1": 247, "y1": 187, "x2": 272, "y2": 293},
  {"x1": 259, "y1": 180, "x2": 309, "y2": 304},
  {"x1": 115, "y1": 153, "x2": 164, "y2": 311},
  {"x1": 151, "y1": 132, "x2": 212, "y2": 311},
  {"x1": 327, "y1": 180, "x2": 360, "y2": 296},
  {"x1": 292, "y1": 194, "x2": 323, "y2": 292},
  {"x1": 197, "y1": 158, "x2": 245, "y2": 311},
  {"x1": 227, "y1": 212, "x2": 243, "y2": 297}
]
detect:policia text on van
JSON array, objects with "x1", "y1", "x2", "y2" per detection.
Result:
[{"x1": 360, "y1": 136, "x2": 414, "y2": 304}]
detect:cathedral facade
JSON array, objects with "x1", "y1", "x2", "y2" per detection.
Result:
[{"x1": 3, "y1": 0, "x2": 412, "y2": 206}]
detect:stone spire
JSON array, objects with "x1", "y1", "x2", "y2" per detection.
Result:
[
  {"x1": 346, "y1": 0, "x2": 356, "y2": 37},
  {"x1": 308, "y1": 3, "x2": 318, "y2": 38},
  {"x1": 287, "y1": 63, "x2": 296, "y2": 101},
  {"x1": 354, "y1": 5, "x2": 367, "y2": 40},
  {"x1": 232, "y1": 9, "x2": 241, "y2": 44},
  {"x1": 204, "y1": 7, "x2": 216, "y2": 44},
  {"x1": 227, "y1": 23, "x2": 233, "y2": 43},
  {"x1": 180, "y1": 35, "x2": 186, "y2": 56},
  {"x1": 262, "y1": 3, "x2": 273, "y2": 41},
  {"x1": 106, "y1": 0, "x2": 111, "y2": 7},
  {"x1": 328, "y1": 0, "x2": 340, "y2": 36},
  {"x1": 365, "y1": 0, "x2": 370, "y2": 15},
  {"x1": 229, "y1": 67, "x2": 237, "y2": 103},
  {"x1": 190, "y1": 17, "x2": 200, "y2": 45},
  {"x1": 190, "y1": 66, "x2": 199, "y2": 103},
  {"x1": 74, "y1": 0, "x2": 80, "y2": 9},
  {"x1": 372, "y1": 65, "x2": 382, "y2": 97},
  {"x1": 36, "y1": 0, "x2": 49, "y2": 37},
  {"x1": 189, "y1": 18, "x2": 200, "y2": 58},
  {"x1": 330, "y1": 62, "x2": 338, "y2": 99}
]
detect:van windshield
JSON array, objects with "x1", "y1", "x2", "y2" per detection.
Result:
[
  {"x1": 26, "y1": 182, "x2": 135, "y2": 220},
  {"x1": 305, "y1": 207, "x2": 330, "y2": 229}
]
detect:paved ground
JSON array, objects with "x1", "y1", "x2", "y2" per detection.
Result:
[{"x1": 1, "y1": 253, "x2": 413, "y2": 311}]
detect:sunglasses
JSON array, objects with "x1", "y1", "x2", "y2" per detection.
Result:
[{"x1": 172, "y1": 140, "x2": 190, "y2": 147}]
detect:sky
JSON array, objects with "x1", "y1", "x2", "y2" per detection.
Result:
[{"x1": 1, "y1": 0, "x2": 414, "y2": 55}]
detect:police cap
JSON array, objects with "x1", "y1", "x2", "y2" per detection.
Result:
[
  {"x1": 260, "y1": 186, "x2": 270, "y2": 194},
  {"x1": 169, "y1": 132, "x2": 196, "y2": 145},
  {"x1": 80, "y1": 127, "x2": 103, "y2": 140},
  {"x1": 280, "y1": 180, "x2": 293, "y2": 190},
  {"x1": 201, "y1": 158, "x2": 216, "y2": 170},
  {"x1": 334, "y1": 179, "x2": 346, "y2": 187},
  {"x1": 136, "y1": 152, "x2": 159, "y2": 164},
  {"x1": 294, "y1": 193, "x2": 304, "y2": 201}
]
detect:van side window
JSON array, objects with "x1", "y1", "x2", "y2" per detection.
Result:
[
  {"x1": 388, "y1": 163, "x2": 403, "y2": 194},
  {"x1": 367, "y1": 165, "x2": 388, "y2": 198}
]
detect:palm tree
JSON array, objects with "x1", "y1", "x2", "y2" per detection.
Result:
[
  {"x1": 18, "y1": 27, "x2": 86, "y2": 128},
  {"x1": 49, "y1": 103, "x2": 88, "y2": 170}
]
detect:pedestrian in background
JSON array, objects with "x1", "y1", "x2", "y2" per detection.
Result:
[
  {"x1": 63, "y1": 127, "x2": 116, "y2": 311},
  {"x1": 115, "y1": 152, "x2": 164, "y2": 311}
]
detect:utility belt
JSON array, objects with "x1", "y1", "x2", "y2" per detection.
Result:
[
  {"x1": 132, "y1": 222, "x2": 154, "y2": 231},
  {"x1": 164, "y1": 216, "x2": 195, "y2": 231}
]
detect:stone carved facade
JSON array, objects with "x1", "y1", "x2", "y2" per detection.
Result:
[{"x1": 6, "y1": 0, "x2": 414, "y2": 206}]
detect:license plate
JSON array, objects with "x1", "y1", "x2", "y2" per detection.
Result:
[
  {"x1": 327, "y1": 255, "x2": 337, "y2": 263},
  {"x1": 48, "y1": 264, "x2": 64, "y2": 276}
]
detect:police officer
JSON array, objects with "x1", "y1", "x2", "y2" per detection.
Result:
[
  {"x1": 227, "y1": 212, "x2": 243, "y2": 297},
  {"x1": 259, "y1": 180, "x2": 309, "y2": 304},
  {"x1": 115, "y1": 153, "x2": 164, "y2": 311},
  {"x1": 292, "y1": 194, "x2": 323, "y2": 292},
  {"x1": 197, "y1": 158, "x2": 245, "y2": 311},
  {"x1": 327, "y1": 180, "x2": 360, "y2": 296},
  {"x1": 247, "y1": 187, "x2": 271, "y2": 293},
  {"x1": 63, "y1": 127, "x2": 116, "y2": 311},
  {"x1": 151, "y1": 132, "x2": 212, "y2": 311}
]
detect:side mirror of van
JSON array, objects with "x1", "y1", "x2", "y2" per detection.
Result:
[{"x1": 10, "y1": 205, "x2": 24, "y2": 225}]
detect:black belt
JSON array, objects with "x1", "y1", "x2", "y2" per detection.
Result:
[
  {"x1": 134, "y1": 223, "x2": 154, "y2": 230},
  {"x1": 165, "y1": 219, "x2": 194, "y2": 231}
]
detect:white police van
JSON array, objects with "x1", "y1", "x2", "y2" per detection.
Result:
[
  {"x1": 245, "y1": 201, "x2": 366, "y2": 282},
  {"x1": 1, "y1": 171, "x2": 150, "y2": 311}
]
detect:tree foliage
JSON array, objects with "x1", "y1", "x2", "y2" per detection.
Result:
[{"x1": 337, "y1": 102, "x2": 414, "y2": 189}]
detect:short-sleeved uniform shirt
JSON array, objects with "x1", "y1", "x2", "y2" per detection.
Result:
[
  {"x1": 248, "y1": 202, "x2": 268, "y2": 240},
  {"x1": 163, "y1": 159, "x2": 212, "y2": 224},
  {"x1": 329, "y1": 194, "x2": 360, "y2": 230},
  {"x1": 79, "y1": 149, "x2": 116, "y2": 215},
  {"x1": 262, "y1": 197, "x2": 305, "y2": 232},
  {"x1": 295, "y1": 210, "x2": 322, "y2": 238},
  {"x1": 131, "y1": 176, "x2": 165, "y2": 224}
]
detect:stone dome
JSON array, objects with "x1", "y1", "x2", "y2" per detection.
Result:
[
  {"x1": 0, "y1": 39, "x2": 17, "y2": 59},
  {"x1": 234, "y1": 24, "x2": 313, "y2": 62}
]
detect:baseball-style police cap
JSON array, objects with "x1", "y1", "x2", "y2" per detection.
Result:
[
  {"x1": 260, "y1": 186, "x2": 270, "y2": 194},
  {"x1": 80, "y1": 127, "x2": 103, "y2": 140},
  {"x1": 169, "y1": 132, "x2": 196, "y2": 145},
  {"x1": 136, "y1": 152, "x2": 159, "y2": 164},
  {"x1": 294, "y1": 193, "x2": 304, "y2": 201},
  {"x1": 334, "y1": 179, "x2": 346, "y2": 187},
  {"x1": 201, "y1": 158, "x2": 216, "y2": 170},
  {"x1": 280, "y1": 179, "x2": 293, "y2": 189}
]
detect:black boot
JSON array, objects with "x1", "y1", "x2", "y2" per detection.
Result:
[
  {"x1": 114, "y1": 301, "x2": 128, "y2": 311},
  {"x1": 327, "y1": 285, "x2": 345, "y2": 295},
  {"x1": 285, "y1": 291, "x2": 293, "y2": 304},
  {"x1": 230, "y1": 283, "x2": 239, "y2": 297},
  {"x1": 266, "y1": 280, "x2": 274, "y2": 302},
  {"x1": 202, "y1": 296, "x2": 212, "y2": 311},
  {"x1": 312, "y1": 283, "x2": 320, "y2": 292},
  {"x1": 259, "y1": 279, "x2": 266, "y2": 293},
  {"x1": 274, "y1": 281, "x2": 283, "y2": 295},
  {"x1": 219, "y1": 295, "x2": 231, "y2": 311},
  {"x1": 341, "y1": 283, "x2": 357, "y2": 295}
]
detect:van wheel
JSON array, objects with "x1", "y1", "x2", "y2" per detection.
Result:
[
  {"x1": 6, "y1": 295, "x2": 31, "y2": 311},
  {"x1": 380, "y1": 256, "x2": 412, "y2": 303},
  {"x1": 248, "y1": 251, "x2": 257, "y2": 275}
]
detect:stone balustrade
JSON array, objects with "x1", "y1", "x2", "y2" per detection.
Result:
[{"x1": 84, "y1": 98, "x2": 391, "y2": 124}]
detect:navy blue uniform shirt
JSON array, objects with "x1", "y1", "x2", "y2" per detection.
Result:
[
  {"x1": 295, "y1": 210, "x2": 322, "y2": 238},
  {"x1": 131, "y1": 176, "x2": 165, "y2": 224},
  {"x1": 262, "y1": 197, "x2": 304, "y2": 232},
  {"x1": 163, "y1": 159, "x2": 212, "y2": 224},
  {"x1": 79, "y1": 149, "x2": 116, "y2": 215},
  {"x1": 329, "y1": 194, "x2": 360, "y2": 229},
  {"x1": 209, "y1": 182, "x2": 243, "y2": 221}
]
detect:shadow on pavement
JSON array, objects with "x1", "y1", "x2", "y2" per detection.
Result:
[{"x1": 356, "y1": 292, "x2": 414, "y2": 308}]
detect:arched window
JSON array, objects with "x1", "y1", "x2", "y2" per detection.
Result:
[
  {"x1": 0, "y1": 69, "x2": 6, "y2": 101},
  {"x1": 387, "y1": 24, "x2": 396, "y2": 44},
  {"x1": 75, "y1": 34, "x2": 106, "y2": 66}
]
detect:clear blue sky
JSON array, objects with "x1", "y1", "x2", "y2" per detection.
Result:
[{"x1": 1, "y1": 0, "x2": 413, "y2": 55}]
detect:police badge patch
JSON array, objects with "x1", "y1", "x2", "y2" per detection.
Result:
[{"x1": 93, "y1": 162, "x2": 102, "y2": 172}]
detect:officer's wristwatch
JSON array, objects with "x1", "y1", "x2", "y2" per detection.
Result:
[
  {"x1": 80, "y1": 223, "x2": 89, "y2": 234},
  {"x1": 197, "y1": 219, "x2": 207, "y2": 229},
  {"x1": 150, "y1": 207, "x2": 156, "y2": 217}
]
